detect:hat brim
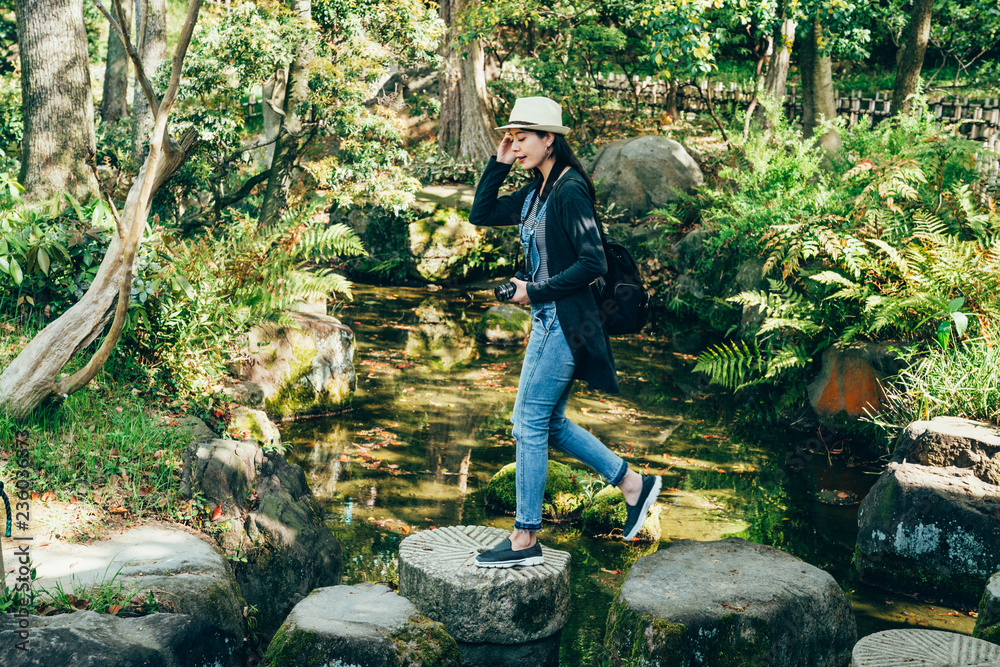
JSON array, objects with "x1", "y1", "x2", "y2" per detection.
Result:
[{"x1": 495, "y1": 124, "x2": 570, "y2": 135}]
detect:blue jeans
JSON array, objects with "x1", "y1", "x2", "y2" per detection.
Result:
[{"x1": 511, "y1": 303, "x2": 629, "y2": 531}]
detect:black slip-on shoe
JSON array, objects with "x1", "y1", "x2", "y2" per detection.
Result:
[
  {"x1": 623, "y1": 475, "x2": 662, "y2": 541},
  {"x1": 474, "y1": 538, "x2": 544, "y2": 568}
]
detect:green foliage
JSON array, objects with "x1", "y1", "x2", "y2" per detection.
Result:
[
  {"x1": 155, "y1": 0, "x2": 441, "y2": 223},
  {"x1": 0, "y1": 368, "x2": 190, "y2": 515},
  {"x1": 128, "y1": 201, "x2": 365, "y2": 398},
  {"x1": 0, "y1": 74, "x2": 20, "y2": 169},
  {"x1": 0, "y1": 178, "x2": 117, "y2": 315},
  {"x1": 693, "y1": 99, "x2": 1000, "y2": 397},
  {"x1": 873, "y1": 338, "x2": 1000, "y2": 432},
  {"x1": 470, "y1": 0, "x2": 666, "y2": 127}
]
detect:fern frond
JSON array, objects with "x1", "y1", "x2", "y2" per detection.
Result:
[
  {"x1": 809, "y1": 270, "x2": 858, "y2": 289},
  {"x1": 694, "y1": 340, "x2": 765, "y2": 391},
  {"x1": 763, "y1": 344, "x2": 809, "y2": 380},
  {"x1": 867, "y1": 238, "x2": 910, "y2": 275},
  {"x1": 757, "y1": 317, "x2": 823, "y2": 336}
]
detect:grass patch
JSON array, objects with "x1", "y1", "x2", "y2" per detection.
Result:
[
  {"x1": 0, "y1": 383, "x2": 191, "y2": 515},
  {"x1": 0, "y1": 311, "x2": 207, "y2": 522},
  {"x1": 873, "y1": 339, "x2": 1000, "y2": 433}
]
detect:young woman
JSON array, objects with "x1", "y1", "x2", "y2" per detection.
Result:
[{"x1": 469, "y1": 97, "x2": 661, "y2": 568}]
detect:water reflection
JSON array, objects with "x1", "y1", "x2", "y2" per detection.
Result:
[{"x1": 284, "y1": 285, "x2": 977, "y2": 665}]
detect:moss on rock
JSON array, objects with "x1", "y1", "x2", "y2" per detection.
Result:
[
  {"x1": 582, "y1": 485, "x2": 662, "y2": 543},
  {"x1": 391, "y1": 615, "x2": 462, "y2": 667},
  {"x1": 408, "y1": 207, "x2": 480, "y2": 283},
  {"x1": 855, "y1": 545, "x2": 987, "y2": 608},
  {"x1": 484, "y1": 461, "x2": 586, "y2": 517},
  {"x1": 606, "y1": 598, "x2": 685, "y2": 665},
  {"x1": 477, "y1": 305, "x2": 531, "y2": 346},
  {"x1": 606, "y1": 599, "x2": 772, "y2": 667}
]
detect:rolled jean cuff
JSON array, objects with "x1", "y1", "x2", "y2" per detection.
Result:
[
  {"x1": 514, "y1": 520, "x2": 542, "y2": 531},
  {"x1": 608, "y1": 459, "x2": 629, "y2": 487}
]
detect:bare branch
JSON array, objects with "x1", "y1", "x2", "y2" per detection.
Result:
[
  {"x1": 160, "y1": 0, "x2": 203, "y2": 115},
  {"x1": 93, "y1": 0, "x2": 160, "y2": 116},
  {"x1": 218, "y1": 133, "x2": 283, "y2": 171}
]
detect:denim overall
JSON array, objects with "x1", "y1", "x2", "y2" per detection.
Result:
[{"x1": 510, "y1": 188, "x2": 628, "y2": 531}]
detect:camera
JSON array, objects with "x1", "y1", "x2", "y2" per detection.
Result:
[
  {"x1": 494, "y1": 282, "x2": 517, "y2": 302},
  {"x1": 493, "y1": 272, "x2": 526, "y2": 302}
]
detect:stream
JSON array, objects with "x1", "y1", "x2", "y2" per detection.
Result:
[{"x1": 282, "y1": 283, "x2": 976, "y2": 665}]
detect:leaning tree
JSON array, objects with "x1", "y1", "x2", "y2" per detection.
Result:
[{"x1": 0, "y1": 0, "x2": 203, "y2": 418}]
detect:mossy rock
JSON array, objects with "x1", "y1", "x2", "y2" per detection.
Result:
[
  {"x1": 854, "y1": 545, "x2": 989, "y2": 609},
  {"x1": 484, "y1": 461, "x2": 588, "y2": 520},
  {"x1": 476, "y1": 304, "x2": 531, "y2": 346},
  {"x1": 581, "y1": 485, "x2": 662, "y2": 543},
  {"x1": 228, "y1": 407, "x2": 281, "y2": 451},
  {"x1": 973, "y1": 572, "x2": 1000, "y2": 643},
  {"x1": 263, "y1": 584, "x2": 460, "y2": 667},
  {"x1": 408, "y1": 207, "x2": 480, "y2": 283},
  {"x1": 605, "y1": 538, "x2": 856, "y2": 666},
  {"x1": 607, "y1": 600, "x2": 769, "y2": 667}
]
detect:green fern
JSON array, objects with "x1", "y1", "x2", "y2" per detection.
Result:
[{"x1": 694, "y1": 340, "x2": 766, "y2": 391}]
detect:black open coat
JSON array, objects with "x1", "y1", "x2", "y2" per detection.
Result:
[{"x1": 469, "y1": 157, "x2": 619, "y2": 394}]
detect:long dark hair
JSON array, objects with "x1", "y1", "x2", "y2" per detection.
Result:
[{"x1": 531, "y1": 132, "x2": 597, "y2": 204}]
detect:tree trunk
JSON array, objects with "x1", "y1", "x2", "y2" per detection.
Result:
[
  {"x1": 131, "y1": 0, "x2": 167, "y2": 162},
  {"x1": 15, "y1": 0, "x2": 99, "y2": 202},
  {"x1": 0, "y1": 0, "x2": 203, "y2": 419},
  {"x1": 891, "y1": 0, "x2": 934, "y2": 116},
  {"x1": 100, "y1": 0, "x2": 131, "y2": 124},
  {"x1": 438, "y1": 0, "x2": 496, "y2": 159},
  {"x1": 800, "y1": 18, "x2": 841, "y2": 154},
  {"x1": 258, "y1": 0, "x2": 311, "y2": 231},
  {"x1": 664, "y1": 81, "x2": 678, "y2": 121},
  {"x1": 754, "y1": 18, "x2": 796, "y2": 127},
  {"x1": 262, "y1": 69, "x2": 288, "y2": 169}
]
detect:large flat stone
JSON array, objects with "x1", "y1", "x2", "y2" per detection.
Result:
[
  {"x1": 262, "y1": 583, "x2": 460, "y2": 667},
  {"x1": 891, "y1": 417, "x2": 1000, "y2": 485},
  {"x1": 11, "y1": 522, "x2": 245, "y2": 641},
  {"x1": 856, "y1": 462, "x2": 1000, "y2": 607},
  {"x1": 606, "y1": 537, "x2": 856, "y2": 666},
  {"x1": 398, "y1": 525, "x2": 571, "y2": 644},
  {"x1": 0, "y1": 611, "x2": 241, "y2": 667}
]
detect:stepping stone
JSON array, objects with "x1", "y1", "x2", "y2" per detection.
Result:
[
  {"x1": 10, "y1": 522, "x2": 245, "y2": 640},
  {"x1": 262, "y1": 583, "x2": 460, "y2": 667},
  {"x1": 398, "y1": 525, "x2": 571, "y2": 645},
  {"x1": 606, "y1": 537, "x2": 856, "y2": 666},
  {"x1": 853, "y1": 629, "x2": 1000, "y2": 666},
  {"x1": 0, "y1": 610, "x2": 241, "y2": 667}
]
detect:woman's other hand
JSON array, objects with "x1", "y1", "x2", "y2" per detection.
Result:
[
  {"x1": 510, "y1": 277, "x2": 530, "y2": 305},
  {"x1": 497, "y1": 135, "x2": 516, "y2": 165}
]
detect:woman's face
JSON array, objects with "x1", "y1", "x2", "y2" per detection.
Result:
[{"x1": 508, "y1": 130, "x2": 553, "y2": 170}]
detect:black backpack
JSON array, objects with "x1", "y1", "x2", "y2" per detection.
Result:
[{"x1": 592, "y1": 234, "x2": 650, "y2": 336}]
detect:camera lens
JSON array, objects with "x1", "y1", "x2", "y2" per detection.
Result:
[{"x1": 494, "y1": 282, "x2": 516, "y2": 302}]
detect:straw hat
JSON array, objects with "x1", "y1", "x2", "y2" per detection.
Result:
[{"x1": 495, "y1": 96, "x2": 570, "y2": 135}]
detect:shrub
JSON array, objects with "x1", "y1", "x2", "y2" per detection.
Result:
[{"x1": 693, "y1": 103, "x2": 1000, "y2": 400}]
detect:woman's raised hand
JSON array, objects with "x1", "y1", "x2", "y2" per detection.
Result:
[{"x1": 497, "y1": 135, "x2": 516, "y2": 165}]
